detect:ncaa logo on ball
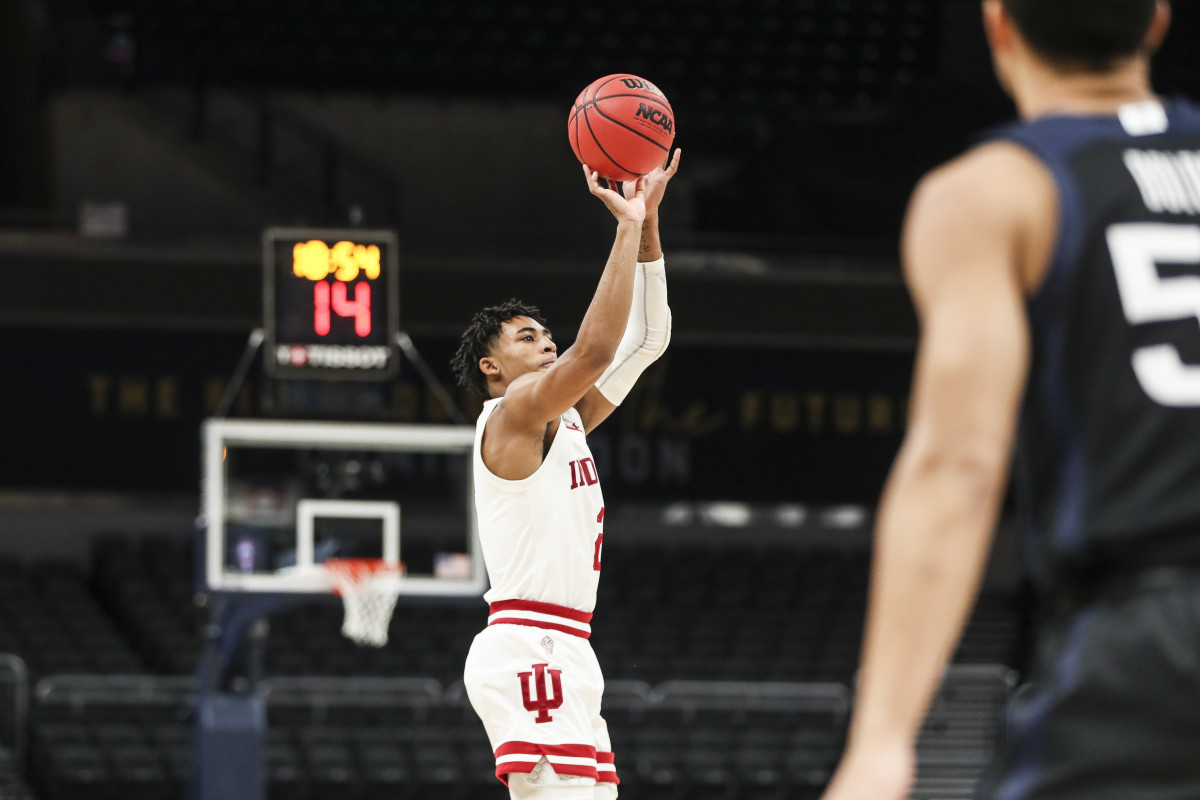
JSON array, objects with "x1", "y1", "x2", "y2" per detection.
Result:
[{"x1": 634, "y1": 103, "x2": 673, "y2": 134}]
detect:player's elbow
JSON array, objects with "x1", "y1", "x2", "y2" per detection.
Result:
[
  {"x1": 647, "y1": 311, "x2": 671, "y2": 359},
  {"x1": 625, "y1": 307, "x2": 672, "y2": 364},
  {"x1": 903, "y1": 433, "x2": 1010, "y2": 503}
]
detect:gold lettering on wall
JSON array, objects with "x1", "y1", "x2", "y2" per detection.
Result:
[
  {"x1": 86, "y1": 374, "x2": 111, "y2": 416},
  {"x1": 156, "y1": 378, "x2": 181, "y2": 419},
  {"x1": 737, "y1": 389, "x2": 907, "y2": 436},
  {"x1": 117, "y1": 377, "x2": 150, "y2": 417},
  {"x1": 833, "y1": 394, "x2": 861, "y2": 434},
  {"x1": 202, "y1": 378, "x2": 252, "y2": 417},
  {"x1": 867, "y1": 393, "x2": 892, "y2": 432},
  {"x1": 770, "y1": 392, "x2": 799, "y2": 433},
  {"x1": 805, "y1": 393, "x2": 827, "y2": 433},
  {"x1": 740, "y1": 391, "x2": 762, "y2": 430}
]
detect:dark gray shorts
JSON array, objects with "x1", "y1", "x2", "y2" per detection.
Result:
[{"x1": 977, "y1": 567, "x2": 1200, "y2": 800}]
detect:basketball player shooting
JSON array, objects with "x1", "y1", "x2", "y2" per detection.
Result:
[
  {"x1": 452, "y1": 149, "x2": 681, "y2": 800},
  {"x1": 821, "y1": 2, "x2": 1200, "y2": 799}
]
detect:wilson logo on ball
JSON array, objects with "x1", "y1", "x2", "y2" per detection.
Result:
[
  {"x1": 619, "y1": 77, "x2": 665, "y2": 97},
  {"x1": 568, "y1": 73, "x2": 676, "y2": 182}
]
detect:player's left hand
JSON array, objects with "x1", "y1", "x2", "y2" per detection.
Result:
[{"x1": 624, "y1": 148, "x2": 681, "y2": 216}]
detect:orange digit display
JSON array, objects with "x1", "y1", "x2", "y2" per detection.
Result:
[{"x1": 265, "y1": 228, "x2": 398, "y2": 379}]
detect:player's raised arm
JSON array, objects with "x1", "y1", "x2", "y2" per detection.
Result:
[
  {"x1": 495, "y1": 168, "x2": 647, "y2": 432},
  {"x1": 576, "y1": 148, "x2": 682, "y2": 432}
]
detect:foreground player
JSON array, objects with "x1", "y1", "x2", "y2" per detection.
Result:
[
  {"x1": 453, "y1": 151, "x2": 680, "y2": 799},
  {"x1": 821, "y1": 2, "x2": 1200, "y2": 799}
]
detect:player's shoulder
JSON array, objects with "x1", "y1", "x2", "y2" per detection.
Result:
[
  {"x1": 485, "y1": 377, "x2": 573, "y2": 435},
  {"x1": 906, "y1": 142, "x2": 1057, "y2": 263},
  {"x1": 903, "y1": 142, "x2": 1059, "y2": 290},
  {"x1": 914, "y1": 141, "x2": 1055, "y2": 224},
  {"x1": 489, "y1": 373, "x2": 540, "y2": 420}
]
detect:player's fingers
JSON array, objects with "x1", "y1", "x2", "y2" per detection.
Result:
[
  {"x1": 666, "y1": 148, "x2": 682, "y2": 175},
  {"x1": 584, "y1": 167, "x2": 604, "y2": 195}
]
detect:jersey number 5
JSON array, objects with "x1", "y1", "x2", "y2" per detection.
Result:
[{"x1": 1107, "y1": 222, "x2": 1200, "y2": 406}]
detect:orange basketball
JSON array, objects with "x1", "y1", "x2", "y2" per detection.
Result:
[{"x1": 568, "y1": 74, "x2": 675, "y2": 182}]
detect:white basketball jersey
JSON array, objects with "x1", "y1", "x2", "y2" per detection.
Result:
[{"x1": 473, "y1": 398, "x2": 605, "y2": 612}]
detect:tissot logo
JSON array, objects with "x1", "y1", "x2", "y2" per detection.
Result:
[
  {"x1": 635, "y1": 103, "x2": 673, "y2": 134},
  {"x1": 274, "y1": 344, "x2": 390, "y2": 369}
]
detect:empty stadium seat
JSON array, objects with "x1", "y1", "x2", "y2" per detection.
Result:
[{"x1": 3, "y1": 533, "x2": 1021, "y2": 799}]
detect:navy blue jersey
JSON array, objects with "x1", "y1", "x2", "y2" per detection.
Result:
[{"x1": 988, "y1": 99, "x2": 1200, "y2": 588}]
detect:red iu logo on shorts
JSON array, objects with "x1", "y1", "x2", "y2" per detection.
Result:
[{"x1": 518, "y1": 663, "x2": 564, "y2": 723}]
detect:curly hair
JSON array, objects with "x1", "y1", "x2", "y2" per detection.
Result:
[{"x1": 450, "y1": 298, "x2": 548, "y2": 398}]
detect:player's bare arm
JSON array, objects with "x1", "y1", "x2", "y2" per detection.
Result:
[
  {"x1": 821, "y1": 143, "x2": 1054, "y2": 800},
  {"x1": 632, "y1": 149, "x2": 681, "y2": 262},
  {"x1": 481, "y1": 168, "x2": 646, "y2": 480},
  {"x1": 575, "y1": 148, "x2": 682, "y2": 432}
]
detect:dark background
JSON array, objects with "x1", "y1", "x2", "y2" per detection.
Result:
[
  {"x1": 2, "y1": 0, "x2": 1198, "y2": 507},
  {"x1": 0, "y1": 6, "x2": 1187, "y2": 798}
]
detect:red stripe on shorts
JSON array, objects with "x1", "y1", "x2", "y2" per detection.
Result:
[
  {"x1": 493, "y1": 741, "x2": 600, "y2": 785},
  {"x1": 488, "y1": 616, "x2": 592, "y2": 639},
  {"x1": 488, "y1": 599, "x2": 594, "y2": 623},
  {"x1": 596, "y1": 751, "x2": 620, "y2": 784},
  {"x1": 495, "y1": 741, "x2": 597, "y2": 759}
]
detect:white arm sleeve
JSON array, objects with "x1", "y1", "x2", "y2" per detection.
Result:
[{"x1": 595, "y1": 256, "x2": 672, "y2": 405}]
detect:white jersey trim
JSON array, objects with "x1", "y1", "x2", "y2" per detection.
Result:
[{"x1": 473, "y1": 399, "x2": 584, "y2": 494}]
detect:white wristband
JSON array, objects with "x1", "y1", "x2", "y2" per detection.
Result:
[{"x1": 595, "y1": 256, "x2": 671, "y2": 405}]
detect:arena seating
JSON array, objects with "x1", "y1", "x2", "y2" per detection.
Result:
[
  {"x1": 0, "y1": 534, "x2": 1019, "y2": 798},
  {"x1": 0, "y1": 745, "x2": 39, "y2": 800},
  {"x1": 24, "y1": 672, "x2": 851, "y2": 800},
  {"x1": 20, "y1": 668, "x2": 1009, "y2": 799},
  {"x1": 911, "y1": 665, "x2": 1013, "y2": 800},
  {"x1": 0, "y1": 557, "x2": 144, "y2": 681},
  {"x1": 79, "y1": 534, "x2": 1018, "y2": 687},
  {"x1": 73, "y1": 0, "x2": 941, "y2": 121}
]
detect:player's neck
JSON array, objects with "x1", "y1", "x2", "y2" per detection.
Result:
[{"x1": 1013, "y1": 57, "x2": 1157, "y2": 120}]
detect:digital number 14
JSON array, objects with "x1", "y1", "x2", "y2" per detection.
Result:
[{"x1": 314, "y1": 281, "x2": 372, "y2": 337}]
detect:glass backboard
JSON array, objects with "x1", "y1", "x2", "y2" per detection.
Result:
[{"x1": 201, "y1": 418, "x2": 482, "y2": 596}]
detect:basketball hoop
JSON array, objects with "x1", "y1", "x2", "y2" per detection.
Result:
[{"x1": 325, "y1": 558, "x2": 405, "y2": 647}]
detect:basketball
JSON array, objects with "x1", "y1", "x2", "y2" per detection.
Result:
[{"x1": 568, "y1": 74, "x2": 676, "y2": 182}]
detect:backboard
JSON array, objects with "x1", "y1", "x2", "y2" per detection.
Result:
[{"x1": 200, "y1": 418, "x2": 483, "y2": 596}]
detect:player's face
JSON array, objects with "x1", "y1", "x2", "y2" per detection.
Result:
[{"x1": 497, "y1": 316, "x2": 557, "y2": 377}]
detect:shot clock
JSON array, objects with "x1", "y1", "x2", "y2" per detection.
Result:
[{"x1": 263, "y1": 227, "x2": 400, "y2": 380}]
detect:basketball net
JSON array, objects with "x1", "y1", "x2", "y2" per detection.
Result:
[{"x1": 325, "y1": 558, "x2": 404, "y2": 647}]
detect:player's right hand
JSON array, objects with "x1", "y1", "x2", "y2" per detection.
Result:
[{"x1": 584, "y1": 165, "x2": 646, "y2": 225}]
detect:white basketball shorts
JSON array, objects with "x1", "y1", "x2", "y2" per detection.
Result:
[{"x1": 463, "y1": 600, "x2": 619, "y2": 789}]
